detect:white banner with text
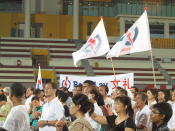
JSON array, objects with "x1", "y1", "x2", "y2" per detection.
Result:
[{"x1": 59, "y1": 73, "x2": 134, "y2": 94}]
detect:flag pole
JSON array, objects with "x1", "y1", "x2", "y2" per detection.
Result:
[
  {"x1": 110, "y1": 58, "x2": 117, "y2": 80},
  {"x1": 150, "y1": 50, "x2": 157, "y2": 88}
]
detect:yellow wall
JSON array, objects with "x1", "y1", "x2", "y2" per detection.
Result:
[
  {"x1": 0, "y1": 13, "x2": 12, "y2": 37},
  {"x1": 35, "y1": 70, "x2": 55, "y2": 82},
  {"x1": 0, "y1": 13, "x2": 119, "y2": 40},
  {"x1": 0, "y1": 12, "x2": 174, "y2": 49},
  {"x1": 0, "y1": 13, "x2": 24, "y2": 37},
  {"x1": 151, "y1": 38, "x2": 175, "y2": 48},
  {"x1": 32, "y1": 49, "x2": 48, "y2": 55},
  {"x1": 34, "y1": 14, "x2": 73, "y2": 39}
]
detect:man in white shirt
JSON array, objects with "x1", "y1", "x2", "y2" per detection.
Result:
[
  {"x1": 38, "y1": 82, "x2": 64, "y2": 131},
  {"x1": 135, "y1": 92, "x2": 151, "y2": 131},
  {"x1": 3, "y1": 83, "x2": 30, "y2": 131}
]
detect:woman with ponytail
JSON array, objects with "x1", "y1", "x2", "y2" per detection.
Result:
[
  {"x1": 68, "y1": 94, "x2": 94, "y2": 131},
  {"x1": 90, "y1": 95, "x2": 136, "y2": 131}
]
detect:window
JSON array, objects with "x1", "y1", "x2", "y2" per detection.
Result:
[
  {"x1": 150, "y1": 23, "x2": 164, "y2": 38},
  {"x1": 32, "y1": 55, "x2": 49, "y2": 68},
  {"x1": 169, "y1": 24, "x2": 175, "y2": 38}
]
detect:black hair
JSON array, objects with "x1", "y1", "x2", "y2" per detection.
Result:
[
  {"x1": 0, "y1": 127, "x2": 7, "y2": 131},
  {"x1": 171, "y1": 88, "x2": 175, "y2": 92},
  {"x1": 147, "y1": 89, "x2": 157, "y2": 98},
  {"x1": 100, "y1": 85, "x2": 109, "y2": 94},
  {"x1": 115, "y1": 96, "x2": 134, "y2": 118},
  {"x1": 83, "y1": 80, "x2": 96, "y2": 86},
  {"x1": 27, "y1": 87, "x2": 34, "y2": 92},
  {"x1": 10, "y1": 83, "x2": 25, "y2": 98},
  {"x1": 131, "y1": 86, "x2": 139, "y2": 92},
  {"x1": 72, "y1": 94, "x2": 94, "y2": 114},
  {"x1": 152, "y1": 102, "x2": 172, "y2": 123},
  {"x1": 64, "y1": 105, "x2": 70, "y2": 117},
  {"x1": 74, "y1": 85, "x2": 83, "y2": 91},
  {"x1": 45, "y1": 82, "x2": 57, "y2": 89},
  {"x1": 158, "y1": 89, "x2": 170, "y2": 102},
  {"x1": 0, "y1": 94, "x2": 7, "y2": 101},
  {"x1": 30, "y1": 87, "x2": 34, "y2": 92},
  {"x1": 116, "y1": 86, "x2": 122, "y2": 90},
  {"x1": 90, "y1": 88, "x2": 105, "y2": 106},
  {"x1": 31, "y1": 96, "x2": 40, "y2": 101},
  {"x1": 119, "y1": 88, "x2": 128, "y2": 96},
  {"x1": 57, "y1": 90, "x2": 69, "y2": 103},
  {"x1": 33, "y1": 89, "x2": 42, "y2": 96}
]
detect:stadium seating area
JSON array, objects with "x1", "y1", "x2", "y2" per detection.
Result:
[{"x1": 0, "y1": 37, "x2": 174, "y2": 89}]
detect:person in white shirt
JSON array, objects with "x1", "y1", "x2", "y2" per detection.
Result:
[
  {"x1": 135, "y1": 92, "x2": 151, "y2": 131},
  {"x1": 168, "y1": 89, "x2": 175, "y2": 130},
  {"x1": 25, "y1": 87, "x2": 34, "y2": 111},
  {"x1": 38, "y1": 82, "x2": 64, "y2": 131},
  {"x1": 147, "y1": 89, "x2": 157, "y2": 108},
  {"x1": 86, "y1": 89, "x2": 103, "y2": 131},
  {"x1": 3, "y1": 83, "x2": 30, "y2": 131}
]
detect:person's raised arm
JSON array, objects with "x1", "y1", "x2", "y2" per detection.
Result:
[{"x1": 90, "y1": 112, "x2": 108, "y2": 125}]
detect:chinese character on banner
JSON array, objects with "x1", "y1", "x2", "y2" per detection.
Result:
[
  {"x1": 122, "y1": 78, "x2": 131, "y2": 89},
  {"x1": 110, "y1": 79, "x2": 120, "y2": 89}
]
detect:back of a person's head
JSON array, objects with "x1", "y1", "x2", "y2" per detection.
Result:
[
  {"x1": 31, "y1": 96, "x2": 40, "y2": 101},
  {"x1": 33, "y1": 89, "x2": 42, "y2": 96},
  {"x1": 90, "y1": 88, "x2": 104, "y2": 106},
  {"x1": 11, "y1": 83, "x2": 25, "y2": 98},
  {"x1": 74, "y1": 84, "x2": 83, "y2": 91},
  {"x1": 83, "y1": 80, "x2": 96, "y2": 86},
  {"x1": 0, "y1": 127, "x2": 7, "y2": 131},
  {"x1": 72, "y1": 94, "x2": 94, "y2": 114},
  {"x1": 0, "y1": 94, "x2": 7, "y2": 101},
  {"x1": 152, "y1": 102, "x2": 172, "y2": 123},
  {"x1": 119, "y1": 88, "x2": 128, "y2": 96},
  {"x1": 57, "y1": 90, "x2": 69, "y2": 103}
]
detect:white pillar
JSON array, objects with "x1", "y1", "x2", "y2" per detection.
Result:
[
  {"x1": 24, "y1": 0, "x2": 31, "y2": 38},
  {"x1": 119, "y1": 17, "x2": 125, "y2": 36},
  {"x1": 164, "y1": 22, "x2": 169, "y2": 38},
  {"x1": 73, "y1": 0, "x2": 79, "y2": 39}
]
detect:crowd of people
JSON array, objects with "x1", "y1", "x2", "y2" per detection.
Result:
[{"x1": 0, "y1": 80, "x2": 175, "y2": 131}]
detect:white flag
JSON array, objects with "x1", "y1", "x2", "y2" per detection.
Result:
[
  {"x1": 36, "y1": 65, "x2": 43, "y2": 90},
  {"x1": 106, "y1": 10, "x2": 151, "y2": 58},
  {"x1": 72, "y1": 18, "x2": 110, "y2": 66}
]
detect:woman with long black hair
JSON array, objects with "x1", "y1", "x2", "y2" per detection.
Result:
[{"x1": 90, "y1": 95, "x2": 136, "y2": 131}]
